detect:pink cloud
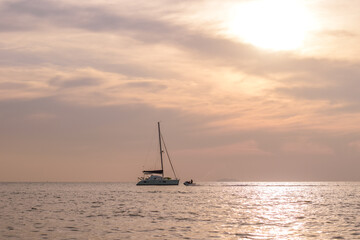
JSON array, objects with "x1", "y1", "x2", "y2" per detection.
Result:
[
  {"x1": 177, "y1": 140, "x2": 270, "y2": 158},
  {"x1": 281, "y1": 139, "x2": 333, "y2": 155},
  {"x1": 348, "y1": 141, "x2": 360, "y2": 152}
]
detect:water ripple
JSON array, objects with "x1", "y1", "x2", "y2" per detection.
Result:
[{"x1": 0, "y1": 182, "x2": 359, "y2": 239}]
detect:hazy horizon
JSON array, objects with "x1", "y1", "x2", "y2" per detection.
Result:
[{"x1": 1, "y1": 0, "x2": 360, "y2": 182}]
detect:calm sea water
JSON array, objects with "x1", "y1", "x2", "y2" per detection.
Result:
[{"x1": 1, "y1": 182, "x2": 360, "y2": 239}]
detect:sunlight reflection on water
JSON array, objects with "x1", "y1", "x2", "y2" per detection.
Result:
[{"x1": 0, "y1": 182, "x2": 359, "y2": 239}]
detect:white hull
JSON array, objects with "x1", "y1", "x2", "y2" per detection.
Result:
[
  {"x1": 137, "y1": 175, "x2": 179, "y2": 185},
  {"x1": 137, "y1": 179, "x2": 179, "y2": 185}
]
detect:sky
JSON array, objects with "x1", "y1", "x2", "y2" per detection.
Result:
[{"x1": 1, "y1": 0, "x2": 360, "y2": 182}]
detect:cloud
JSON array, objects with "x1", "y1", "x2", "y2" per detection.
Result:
[
  {"x1": 281, "y1": 140, "x2": 334, "y2": 156},
  {"x1": 274, "y1": 61, "x2": 360, "y2": 107},
  {"x1": 124, "y1": 81, "x2": 167, "y2": 92},
  {"x1": 0, "y1": 81, "x2": 28, "y2": 89},
  {"x1": 178, "y1": 140, "x2": 270, "y2": 158},
  {"x1": 1, "y1": 0, "x2": 360, "y2": 125},
  {"x1": 320, "y1": 30, "x2": 357, "y2": 38},
  {"x1": 1, "y1": 96, "x2": 360, "y2": 181},
  {"x1": 348, "y1": 141, "x2": 360, "y2": 153},
  {"x1": 0, "y1": 0, "x2": 287, "y2": 71},
  {"x1": 26, "y1": 113, "x2": 57, "y2": 121},
  {"x1": 0, "y1": 0, "x2": 174, "y2": 37},
  {"x1": 50, "y1": 77, "x2": 101, "y2": 89},
  {"x1": 2, "y1": 0, "x2": 358, "y2": 81}
]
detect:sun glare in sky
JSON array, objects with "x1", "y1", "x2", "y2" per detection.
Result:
[{"x1": 226, "y1": 0, "x2": 314, "y2": 51}]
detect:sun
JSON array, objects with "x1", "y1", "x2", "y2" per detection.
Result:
[{"x1": 226, "y1": 0, "x2": 313, "y2": 51}]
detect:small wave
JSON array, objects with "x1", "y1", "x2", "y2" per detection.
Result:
[
  {"x1": 64, "y1": 226, "x2": 79, "y2": 232},
  {"x1": 91, "y1": 205, "x2": 101, "y2": 208},
  {"x1": 128, "y1": 213, "x2": 144, "y2": 217},
  {"x1": 147, "y1": 190, "x2": 163, "y2": 193},
  {"x1": 174, "y1": 217, "x2": 196, "y2": 222},
  {"x1": 234, "y1": 233, "x2": 256, "y2": 238},
  {"x1": 218, "y1": 184, "x2": 328, "y2": 187}
]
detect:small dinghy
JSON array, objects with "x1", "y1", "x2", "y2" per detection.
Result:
[{"x1": 184, "y1": 179, "x2": 195, "y2": 186}]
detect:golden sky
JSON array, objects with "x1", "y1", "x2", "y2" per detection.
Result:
[{"x1": 1, "y1": 0, "x2": 360, "y2": 181}]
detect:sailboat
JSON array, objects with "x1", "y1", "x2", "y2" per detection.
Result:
[{"x1": 136, "y1": 122, "x2": 179, "y2": 186}]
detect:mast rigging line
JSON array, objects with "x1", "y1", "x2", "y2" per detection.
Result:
[{"x1": 161, "y1": 133, "x2": 178, "y2": 180}]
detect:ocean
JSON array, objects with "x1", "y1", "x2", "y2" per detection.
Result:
[{"x1": 1, "y1": 182, "x2": 359, "y2": 239}]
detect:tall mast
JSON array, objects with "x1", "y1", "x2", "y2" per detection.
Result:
[{"x1": 158, "y1": 122, "x2": 164, "y2": 177}]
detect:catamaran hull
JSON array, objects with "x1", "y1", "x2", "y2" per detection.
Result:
[{"x1": 136, "y1": 179, "x2": 179, "y2": 185}]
